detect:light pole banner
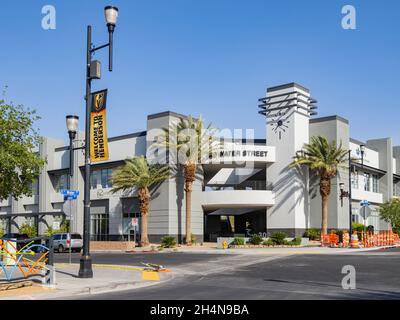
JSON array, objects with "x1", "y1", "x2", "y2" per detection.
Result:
[{"x1": 90, "y1": 89, "x2": 109, "y2": 162}]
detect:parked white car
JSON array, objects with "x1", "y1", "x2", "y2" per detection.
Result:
[{"x1": 52, "y1": 233, "x2": 83, "y2": 253}]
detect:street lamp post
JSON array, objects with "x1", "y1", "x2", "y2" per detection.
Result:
[
  {"x1": 348, "y1": 150, "x2": 353, "y2": 239},
  {"x1": 79, "y1": 6, "x2": 119, "y2": 279},
  {"x1": 347, "y1": 145, "x2": 366, "y2": 244},
  {"x1": 66, "y1": 115, "x2": 79, "y2": 179},
  {"x1": 360, "y1": 144, "x2": 365, "y2": 168}
]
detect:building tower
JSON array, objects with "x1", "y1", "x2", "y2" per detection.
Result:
[{"x1": 258, "y1": 83, "x2": 317, "y2": 236}]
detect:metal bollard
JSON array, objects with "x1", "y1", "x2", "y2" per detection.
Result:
[{"x1": 46, "y1": 236, "x2": 56, "y2": 286}]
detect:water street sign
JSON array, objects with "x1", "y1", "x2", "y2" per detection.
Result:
[
  {"x1": 60, "y1": 189, "x2": 80, "y2": 196},
  {"x1": 360, "y1": 200, "x2": 370, "y2": 207},
  {"x1": 53, "y1": 221, "x2": 60, "y2": 230},
  {"x1": 61, "y1": 189, "x2": 79, "y2": 201}
]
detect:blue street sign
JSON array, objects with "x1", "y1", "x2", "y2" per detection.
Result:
[
  {"x1": 64, "y1": 194, "x2": 78, "y2": 201},
  {"x1": 360, "y1": 200, "x2": 370, "y2": 207},
  {"x1": 60, "y1": 189, "x2": 80, "y2": 196}
]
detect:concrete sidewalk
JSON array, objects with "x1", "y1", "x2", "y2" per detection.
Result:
[{"x1": 0, "y1": 263, "x2": 173, "y2": 300}]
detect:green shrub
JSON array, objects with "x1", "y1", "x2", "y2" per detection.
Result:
[
  {"x1": 270, "y1": 232, "x2": 288, "y2": 245},
  {"x1": 290, "y1": 237, "x2": 302, "y2": 246},
  {"x1": 303, "y1": 228, "x2": 320, "y2": 240},
  {"x1": 233, "y1": 237, "x2": 245, "y2": 245},
  {"x1": 191, "y1": 234, "x2": 197, "y2": 244},
  {"x1": 160, "y1": 236, "x2": 176, "y2": 248},
  {"x1": 19, "y1": 223, "x2": 37, "y2": 238},
  {"x1": 44, "y1": 220, "x2": 70, "y2": 237},
  {"x1": 352, "y1": 223, "x2": 365, "y2": 232},
  {"x1": 263, "y1": 239, "x2": 274, "y2": 246},
  {"x1": 249, "y1": 234, "x2": 263, "y2": 245},
  {"x1": 351, "y1": 223, "x2": 366, "y2": 239}
]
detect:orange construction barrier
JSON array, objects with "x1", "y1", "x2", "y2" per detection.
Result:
[
  {"x1": 329, "y1": 233, "x2": 339, "y2": 247},
  {"x1": 342, "y1": 231, "x2": 349, "y2": 248},
  {"x1": 350, "y1": 232, "x2": 359, "y2": 248},
  {"x1": 320, "y1": 234, "x2": 330, "y2": 247},
  {"x1": 394, "y1": 233, "x2": 400, "y2": 244}
]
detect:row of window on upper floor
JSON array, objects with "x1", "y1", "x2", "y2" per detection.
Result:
[
  {"x1": 52, "y1": 168, "x2": 114, "y2": 192},
  {"x1": 351, "y1": 170, "x2": 379, "y2": 193}
]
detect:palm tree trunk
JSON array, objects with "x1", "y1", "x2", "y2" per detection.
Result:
[
  {"x1": 185, "y1": 185, "x2": 192, "y2": 245},
  {"x1": 184, "y1": 162, "x2": 196, "y2": 245},
  {"x1": 320, "y1": 177, "x2": 331, "y2": 236},
  {"x1": 138, "y1": 187, "x2": 150, "y2": 247},
  {"x1": 321, "y1": 194, "x2": 329, "y2": 235}
]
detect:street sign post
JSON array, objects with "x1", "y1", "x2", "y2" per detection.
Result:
[
  {"x1": 132, "y1": 217, "x2": 139, "y2": 246},
  {"x1": 360, "y1": 200, "x2": 371, "y2": 232}
]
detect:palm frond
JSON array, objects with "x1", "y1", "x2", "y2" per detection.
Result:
[
  {"x1": 110, "y1": 156, "x2": 169, "y2": 193},
  {"x1": 291, "y1": 136, "x2": 349, "y2": 178}
]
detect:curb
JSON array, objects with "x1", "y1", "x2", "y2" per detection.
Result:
[
  {"x1": 38, "y1": 264, "x2": 174, "y2": 299},
  {"x1": 1, "y1": 268, "x2": 174, "y2": 300}
]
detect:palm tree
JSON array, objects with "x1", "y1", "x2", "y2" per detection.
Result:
[
  {"x1": 160, "y1": 115, "x2": 219, "y2": 245},
  {"x1": 291, "y1": 136, "x2": 348, "y2": 235},
  {"x1": 111, "y1": 156, "x2": 169, "y2": 247}
]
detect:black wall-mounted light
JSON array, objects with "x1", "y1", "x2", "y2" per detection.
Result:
[{"x1": 339, "y1": 182, "x2": 349, "y2": 207}]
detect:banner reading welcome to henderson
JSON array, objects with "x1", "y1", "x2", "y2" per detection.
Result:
[{"x1": 90, "y1": 89, "x2": 109, "y2": 162}]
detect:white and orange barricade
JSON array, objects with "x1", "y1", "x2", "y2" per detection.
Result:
[
  {"x1": 342, "y1": 231, "x2": 349, "y2": 247},
  {"x1": 389, "y1": 231, "x2": 394, "y2": 245},
  {"x1": 350, "y1": 232, "x2": 359, "y2": 248},
  {"x1": 393, "y1": 232, "x2": 400, "y2": 244},
  {"x1": 329, "y1": 233, "x2": 339, "y2": 248}
]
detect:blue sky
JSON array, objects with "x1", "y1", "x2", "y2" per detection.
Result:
[{"x1": 1, "y1": 0, "x2": 399, "y2": 144}]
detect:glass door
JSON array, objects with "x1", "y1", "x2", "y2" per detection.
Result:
[{"x1": 90, "y1": 214, "x2": 109, "y2": 241}]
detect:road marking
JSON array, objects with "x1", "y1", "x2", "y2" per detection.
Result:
[
  {"x1": 92, "y1": 264, "x2": 144, "y2": 271},
  {"x1": 142, "y1": 271, "x2": 160, "y2": 281}
]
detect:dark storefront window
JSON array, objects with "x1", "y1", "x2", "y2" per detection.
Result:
[
  {"x1": 122, "y1": 198, "x2": 141, "y2": 242},
  {"x1": 90, "y1": 213, "x2": 109, "y2": 241},
  {"x1": 90, "y1": 200, "x2": 109, "y2": 241}
]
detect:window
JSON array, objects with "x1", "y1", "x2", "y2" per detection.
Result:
[
  {"x1": 29, "y1": 179, "x2": 39, "y2": 195},
  {"x1": 372, "y1": 175, "x2": 379, "y2": 193},
  {"x1": 364, "y1": 173, "x2": 370, "y2": 191},
  {"x1": 91, "y1": 168, "x2": 113, "y2": 189},
  {"x1": 351, "y1": 170, "x2": 359, "y2": 189},
  {"x1": 54, "y1": 174, "x2": 68, "y2": 192}
]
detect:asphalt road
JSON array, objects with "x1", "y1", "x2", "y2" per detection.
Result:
[
  {"x1": 58, "y1": 248, "x2": 400, "y2": 300},
  {"x1": 54, "y1": 251, "x2": 231, "y2": 267}
]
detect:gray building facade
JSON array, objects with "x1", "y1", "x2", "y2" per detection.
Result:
[{"x1": 0, "y1": 83, "x2": 396, "y2": 242}]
